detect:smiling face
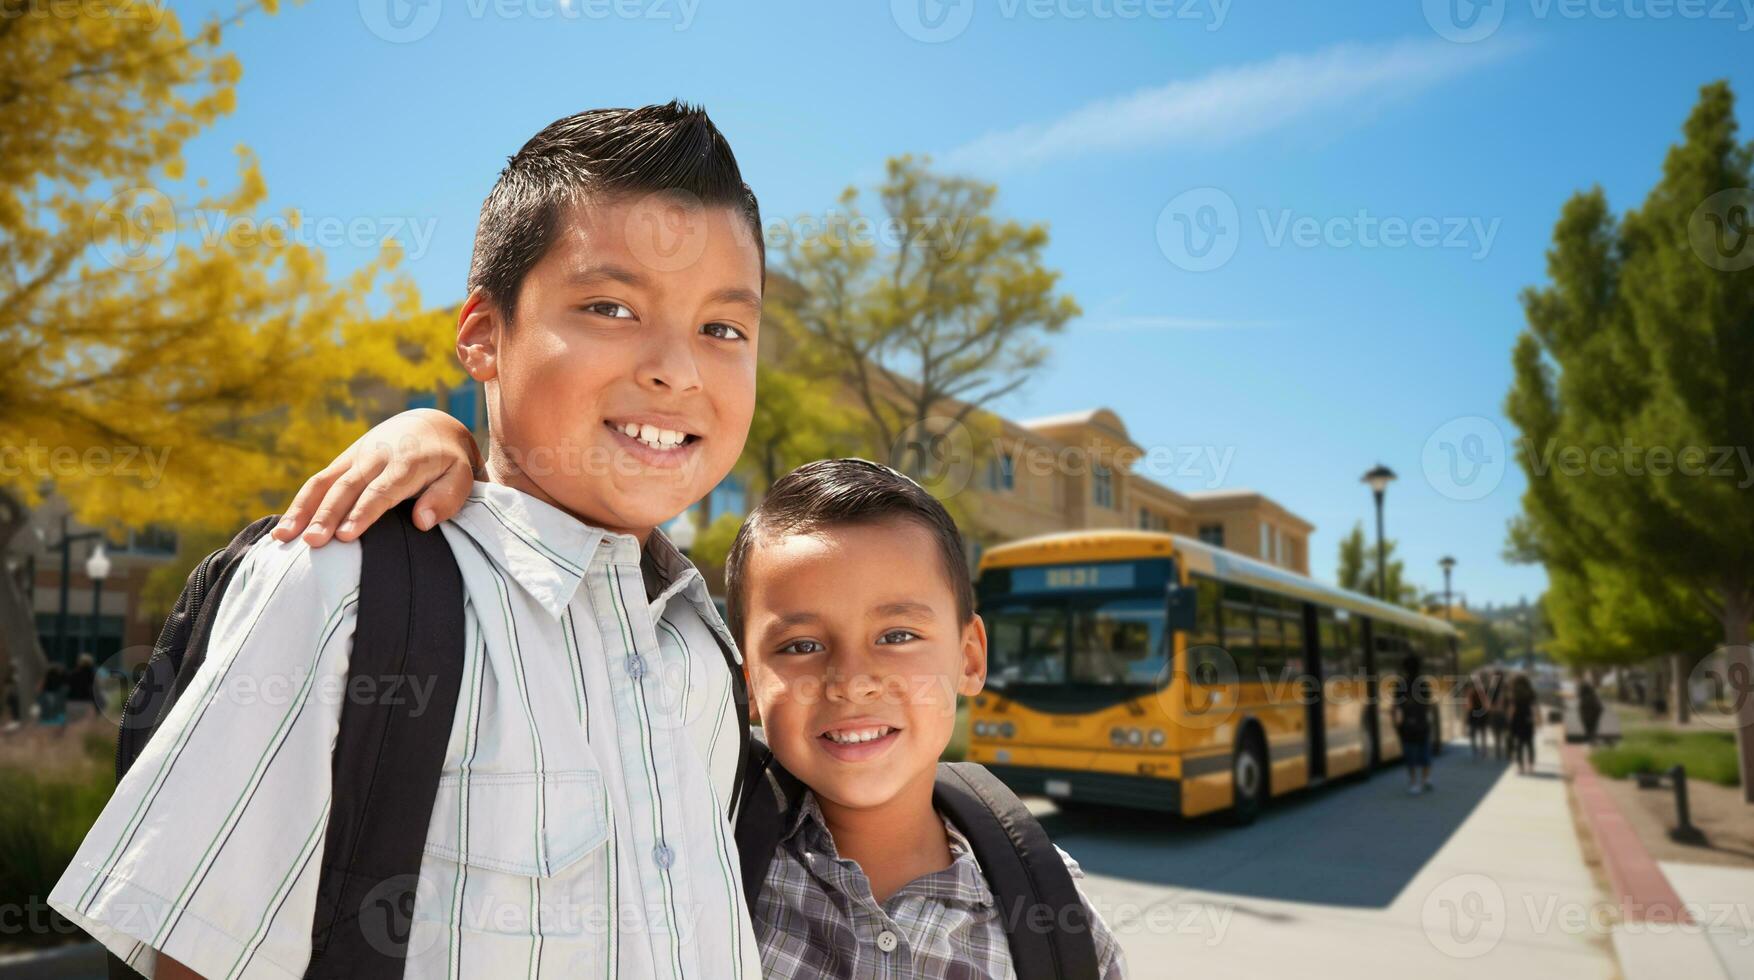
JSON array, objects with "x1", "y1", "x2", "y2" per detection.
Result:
[
  {"x1": 457, "y1": 193, "x2": 761, "y2": 537},
  {"x1": 742, "y1": 519, "x2": 987, "y2": 812}
]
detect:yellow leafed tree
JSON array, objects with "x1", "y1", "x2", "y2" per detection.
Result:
[{"x1": 0, "y1": 2, "x2": 460, "y2": 700}]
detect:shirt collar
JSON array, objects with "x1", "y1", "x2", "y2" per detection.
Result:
[
  {"x1": 782, "y1": 789, "x2": 995, "y2": 909},
  {"x1": 443, "y1": 483, "x2": 741, "y2": 661}
]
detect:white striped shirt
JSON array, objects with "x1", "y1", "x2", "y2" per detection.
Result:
[{"x1": 51, "y1": 481, "x2": 762, "y2": 980}]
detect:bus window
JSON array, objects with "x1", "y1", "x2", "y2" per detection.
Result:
[
  {"x1": 1070, "y1": 598, "x2": 1167, "y2": 685},
  {"x1": 1222, "y1": 584, "x2": 1259, "y2": 680},
  {"x1": 1281, "y1": 598, "x2": 1306, "y2": 675},
  {"x1": 988, "y1": 604, "x2": 1070, "y2": 685}
]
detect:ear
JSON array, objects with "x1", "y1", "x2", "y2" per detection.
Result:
[
  {"x1": 956, "y1": 614, "x2": 988, "y2": 698},
  {"x1": 456, "y1": 287, "x2": 502, "y2": 383}
]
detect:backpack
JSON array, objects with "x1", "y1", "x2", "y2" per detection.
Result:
[
  {"x1": 108, "y1": 502, "x2": 750, "y2": 980},
  {"x1": 732, "y1": 737, "x2": 1101, "y2": 980}
]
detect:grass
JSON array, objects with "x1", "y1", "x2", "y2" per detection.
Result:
[
  {"x1": 1591, "y1": 727, "x2": 1740, "y2": 787},
  {"x1": 0, "y1": 722, "x2": 118, "y2": 950}
]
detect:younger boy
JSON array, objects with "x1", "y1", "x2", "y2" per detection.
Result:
[
  {"x1": 723, "y1": 458, "x2": 1126, "y2": 979},
  {"x1": 51, "y1": 102, "x2": 766, "y2": 979}
]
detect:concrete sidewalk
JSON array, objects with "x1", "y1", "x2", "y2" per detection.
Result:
[{"x1": 1065, "y1": 727, "x2": 1619, "y2": 979}]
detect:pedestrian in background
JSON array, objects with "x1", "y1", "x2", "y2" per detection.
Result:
[
  {"x1": 1577, "y1": 680, "x2": 1603, "y2": 745},
  {"x1": 36, "y1": 662, "x2": 68, "y2": 731},
  {"x1": 67, "y1": 652, "x2": 96, "y2": 723},
  {"x1": 1509, "y1": 674, "x2": 1538, "y2": 774},
  {"x1": 1392, "y1": 656, "x2": 1434, "y2": 794},
  {"x1": 1465, "y1": 677, "x2": 1489, "y2": 759},
  {"x1": 1486, "y1": 668, "x2": 1510, "y2": 760}
]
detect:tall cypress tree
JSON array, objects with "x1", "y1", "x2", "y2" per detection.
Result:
[{"x1": 1507, "y1": 81, "x2": 1754, "y2": 800}]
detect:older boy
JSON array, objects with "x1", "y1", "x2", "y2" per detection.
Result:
[{"x1": 51, "y1": 102, "x2": 765, "y2": 979}]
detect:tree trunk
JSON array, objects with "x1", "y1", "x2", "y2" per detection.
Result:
[
  {"x1": 1720, "y1": 596, "x2": 1754, "y2": 805},
  {"x1": 0, "y1": 489, "x2": 47, "y2": 724},
  {"x1": 1672, "y1": 652, "x2": 1692, "y2": 724}
]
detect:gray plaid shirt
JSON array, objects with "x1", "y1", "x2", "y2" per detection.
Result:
[{"x1": 754, "y1": 790, "x2": 1126, "y2": 979}]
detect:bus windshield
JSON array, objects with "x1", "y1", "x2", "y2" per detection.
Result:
[{"x1": 987, "y1": 596, "x2": 1169, "y2": 688}]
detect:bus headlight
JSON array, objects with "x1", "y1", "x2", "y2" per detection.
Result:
[
  {"x1": 973, "y1": 721, "x2": 990, "y2": 737},
  {"x1": 998, "y1": 722, "x2": 1016, "y2": 739},
  {"x1": 1110, "y1": 727, "x2": 1126, "y2": 746},
  {"x1": 1149, "y1": 729, "x2": 1166, "y2": 747},
  {"x1": 1127, "y1": 728, "x2": 1144, "y2": 747}
]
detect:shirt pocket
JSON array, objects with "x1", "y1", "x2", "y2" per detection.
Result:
[{"x1": 419, "y1": 768, "x2": 615, "y2": 936}]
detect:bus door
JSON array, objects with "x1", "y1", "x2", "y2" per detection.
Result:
[{"x1": 1302, "y1": 602, "x2": 1326, "y2": 780}]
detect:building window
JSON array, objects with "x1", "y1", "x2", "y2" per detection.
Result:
[
  {"x1": 1138, "y1": 508, "x2": 1168, "y2": 531},
  {"x1": 119, "y1": 525, "x2": 178, "y2": 555},
  {"x1": 1198, "y1": 523, "x2": 1224, "y2": 548},
  {"x1": 445, "y1": 382, "x2": 479, "y2": 431},
  {"x1": 985, "y1": 450, "x2": 1016, "y2": 492},
  {"x1": 1260, "y1": 522, "x2": 1271, "y2": 561},
  {"x1": 1092, "y1": 464, "x2": 1113, "y2": 509}
]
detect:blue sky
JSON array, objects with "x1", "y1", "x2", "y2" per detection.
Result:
[{"x1": 175, "y1": 0, "x2": 1754, "y2": 606}]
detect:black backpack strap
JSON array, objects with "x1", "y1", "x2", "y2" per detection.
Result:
[
  {"x1": 732, "y1": 733, "x2": 807, "y2": 910},
  {"x1": 934, "y1": 762, "x2": 1101, "y2": 980},
  {"x1": 107, "y1": 515, "x2": 282, "y2": 980},
  {"x1": 305, "y1": 502, "x2": 465, "y2": 979}
]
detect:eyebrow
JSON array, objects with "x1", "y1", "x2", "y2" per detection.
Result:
[
  {"x1": 566, "y1": 268, "x2": 762, "y2": 317},
  {"x1": 763, "y1": 601, "x2": 936, "y2": 635}
]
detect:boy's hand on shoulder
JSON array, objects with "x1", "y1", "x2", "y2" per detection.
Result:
[{"x1": 273, "y1": 408, "x2": 482, "y2": 547}]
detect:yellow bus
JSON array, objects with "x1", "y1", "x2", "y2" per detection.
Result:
[{"x1": 964, "y1": 530, "x2": 1460, "y2": 822}]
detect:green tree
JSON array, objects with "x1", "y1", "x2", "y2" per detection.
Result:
[
  {"x1": 0, "y1": 3, "x2": 456, "y2": 707},
  {"x1": 1337, "y1": 522, "x2": 1420, "y2": 607},
  {"x1": 1506, "y1": 80, "x2": 1754, "y2": 798},
  {"x1": 769, "y1": 155, "x2": 1078, "y2": 492}
]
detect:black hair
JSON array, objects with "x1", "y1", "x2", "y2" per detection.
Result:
[
  {"x1": 468, "y1": 101, "x2": 763, "y2": 317},
  {"x1": 723, "y1": 458, "x2": 974, "y2": 645}
]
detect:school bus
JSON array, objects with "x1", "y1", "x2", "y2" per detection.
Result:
[{"x1": 964, "y1": 530, "x2": 1459, "y2": 821}]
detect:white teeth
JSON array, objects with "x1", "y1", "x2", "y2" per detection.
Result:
[
  {"x1": 824, "y1": 726, "x2": 893, "y2": 745},
  {"x1": 611, "y1": 421, "x2": 691, "y2": 450}
]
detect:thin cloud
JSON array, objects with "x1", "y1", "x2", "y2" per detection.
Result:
[
  {"x1": 940, "y1": 36, "x2": 1527, "y2": 173},
  {"x1": 1091, "y1": 315, "x2": 1278, "y2": 331}
]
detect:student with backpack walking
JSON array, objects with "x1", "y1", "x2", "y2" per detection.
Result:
[
  {"x1": 1509, "y1": 674, "x2": 1539, "y2": 774},
  {"x1": 1465, "y1": 677, "x2": 1489, "y2": 759},
  {"x1": 1486, "y1": 668, "x2": 1510, "y2": 760},
  {"x1": 1390, "y1": 658, "x2": 1434, "y2": 795}
]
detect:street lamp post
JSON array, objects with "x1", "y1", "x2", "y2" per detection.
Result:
[
  {"x1": 47, "y1": 515, "x2": 106, "y2": 665},
  {"x1": 1439, "y1": 555, "x2": 1457, "y2": 622},
  {"x1": 86, "y1": 543, "x2": 111, "y2": 660},
  {"x1": 1361, "y1": 464, "x2": 1397, "y2": 601}
]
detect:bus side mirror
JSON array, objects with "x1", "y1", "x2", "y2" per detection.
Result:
[{"x1": 1167, "y1": 584, "x2": 1198, "y2": 632}]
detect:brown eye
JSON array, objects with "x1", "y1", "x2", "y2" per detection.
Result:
[
  {"x1": 701, "y1": 322, "x2": 746, "y2": 341},
  {"x1": 877, "y1": 630, "x2": 919, "y2": 645},
  {"x1": 585, "y1": 301, "x2": 634, "y2": 319}
]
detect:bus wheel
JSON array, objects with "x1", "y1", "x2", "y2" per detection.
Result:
[{"x1": 1229, "y1": 737, "x2": 1267, "y2": 825}]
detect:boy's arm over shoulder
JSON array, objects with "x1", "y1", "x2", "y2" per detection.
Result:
[
  {"x1": 1055, "y1": 844, "x2": 1128, "y2": 980},
  {"x1": 49, "y1": 536, "x2": 363, "y2": 980}
]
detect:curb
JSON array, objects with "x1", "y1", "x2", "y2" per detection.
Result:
[{"x1": 1559, "y1": 741, "x2": 1692, "y2": 924}]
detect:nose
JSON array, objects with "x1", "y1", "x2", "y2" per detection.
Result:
[
  {"x1": 823, "y1": 650, "x2": 884, "y2": 705},
  {"x1": 635, "y1": 321, "x2": 703, "y2": 393}
]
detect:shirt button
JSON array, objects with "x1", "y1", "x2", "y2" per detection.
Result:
[
  {"x1": 876, "y1": 929, "x2": 898, "y2": 953},
  {"x1": 653, "y1": 844, "x2": 674, "y2": 869},
  {"x1": 625, "y1": 653, "x2": 646, "y2": 679}
]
